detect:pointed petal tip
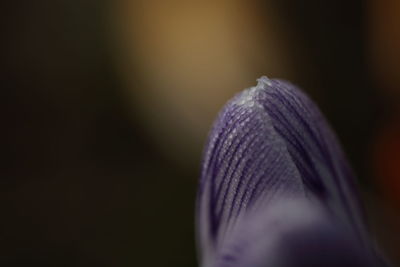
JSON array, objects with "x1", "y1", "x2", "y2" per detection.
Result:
[{"x1": 197, "y1": 76, "x2": 388, "y2": 267}]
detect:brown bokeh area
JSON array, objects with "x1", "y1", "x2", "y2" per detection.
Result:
[{"x1": 1, "y1": 0, "x2": 399, "y2": 266}]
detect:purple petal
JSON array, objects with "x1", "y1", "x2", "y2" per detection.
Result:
[
  {"x1": 197, "y1": 77, "x2": 387, "y2": 266},
  {"x1": 214, "y1": 199, "x2": 380, "y2": 267}
]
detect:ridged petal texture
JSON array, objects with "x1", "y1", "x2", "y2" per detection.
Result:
[{"x1": 197, "y1": 77, "x2": 387, "y2": 267}]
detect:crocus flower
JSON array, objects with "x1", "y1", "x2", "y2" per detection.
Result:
[{"x1": 197, "y1": 77, "x2": 388, "y2": 267}]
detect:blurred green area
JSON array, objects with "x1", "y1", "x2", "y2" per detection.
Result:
[{"x1": 1, "y1": 0, "x2": 399, "y2": 266}]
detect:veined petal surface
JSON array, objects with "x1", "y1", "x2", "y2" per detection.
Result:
[{"x1": 197, "y1": 77, "x2": 387, "y2": 267}]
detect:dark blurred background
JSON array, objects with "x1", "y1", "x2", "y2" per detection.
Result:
[{"x1": 1, "y1": 0, "x2": 399, "y2": 266}]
